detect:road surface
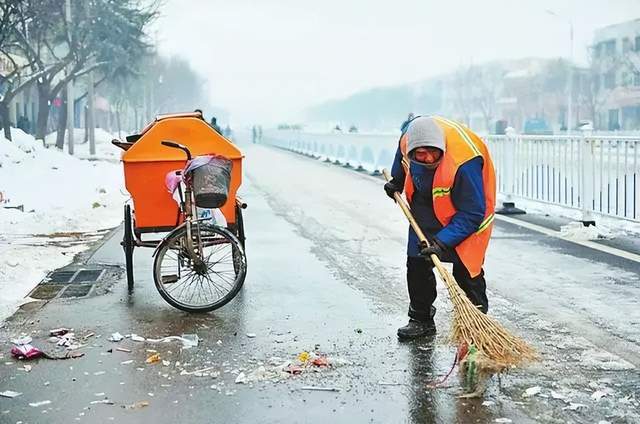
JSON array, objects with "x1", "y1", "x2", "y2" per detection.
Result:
[{"x1": 1, "y1": 138, "x2": 639, "y2": 424}]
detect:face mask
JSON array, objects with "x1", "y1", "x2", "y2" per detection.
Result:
[{"x1": 411, "y1": 148, "x2": 442, "y2": 169}]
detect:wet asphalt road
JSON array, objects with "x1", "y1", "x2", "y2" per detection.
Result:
[{"x1": 1, "y1": 138, "x2": 639, "y2": 424}]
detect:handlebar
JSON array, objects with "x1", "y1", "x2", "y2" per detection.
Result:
[{"x1": 161, "y1": 141, "x2": 192, "y2": 160}]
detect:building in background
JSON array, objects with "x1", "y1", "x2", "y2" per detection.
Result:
[
  {"x1": 295, "y1": 19, "x2": 640, "y2": 134},
  {"x1": 0, "y1": 53, "x2": 37, "y2": 133},
  {"x1": 440, "y1": 58, "x2": 591, "y2": 134},
  {"x1": 591, "y1": 18, "x2": 640, "y2": 130}
]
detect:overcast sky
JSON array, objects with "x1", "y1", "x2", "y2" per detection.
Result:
[{"x1": 154, "y1": 0, "x2": 640, "y2": 124}]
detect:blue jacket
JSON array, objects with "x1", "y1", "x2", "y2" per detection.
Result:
[{"x1": 390, "y1": 140, "x2": 486, "y2": 257}]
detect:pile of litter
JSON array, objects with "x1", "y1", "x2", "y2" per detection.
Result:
[
  {"x1": 233, "y1": 350, "x2": 340, "y2": 386},
  {"x1": 2, "y1": 326, "x2": 354, "y2": 414},
  {"x1": 10, "y1": 328, "x2": 92, "y2": 361},
  {"x1": 108, "y1": 331, "x2": 200, "y2": 349}
]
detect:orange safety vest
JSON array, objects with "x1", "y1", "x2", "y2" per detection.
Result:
[{"x1": 400, "y1": 116, "x2": 496, "y2": 277}]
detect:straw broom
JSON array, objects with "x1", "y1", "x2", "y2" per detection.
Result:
[{"x1": 382, "y1": 169, "x2": 536, "y2": 368}]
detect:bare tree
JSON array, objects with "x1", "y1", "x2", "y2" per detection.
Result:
[
  {"x1": 451, "y1": 64, "x2": 474, "y2": 125},
  {"x1": 2, "y1": 0, "x2": 157, "y2": 145},
  {"x1": 0, "y1": 1, "x2": 42, "y2": 140},
  {"x1": 471, "y1": 64, "x2": 504, "y2": 132},
  {"x1": 579, "y1": 46, "x2": 620, "y2": 130}
]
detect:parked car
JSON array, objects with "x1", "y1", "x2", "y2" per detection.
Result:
[
  {"x1": 494, "y1": 119, "x2": 508, "y2": 135},
  {"x1": 523, "y1": 118, "x2": 553, "y2": 135}
]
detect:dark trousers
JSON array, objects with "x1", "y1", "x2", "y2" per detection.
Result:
[{"x1": 406, "y1": 252, "x2": 488, "y2": 322}]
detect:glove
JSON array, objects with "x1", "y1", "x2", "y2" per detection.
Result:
[
  {"x1": 419, "y1": 236, "x2": 446, "y2": 261},
  {"x1": 384, "y1": 179, "x2": 402, "y2": 200}
]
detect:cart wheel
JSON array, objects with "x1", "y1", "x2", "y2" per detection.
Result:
[
  {"x1": 153, "y1": 223, "x2": 246, "y2": 313},
  {"x1": 123, "y1": 204, "x2": 135, "y2": 293},
  {"x1": 235, "y1": 204, "x2": 246, "y2": 249},
  {"x1": 229, "y1": 205, "x2": 246, "y2": 275}
]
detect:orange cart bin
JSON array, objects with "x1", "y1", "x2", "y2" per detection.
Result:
[{"x1": 121, "y1": 113, "x2": 243, "y2": 232}]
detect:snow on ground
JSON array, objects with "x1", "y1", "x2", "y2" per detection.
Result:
[
  {"x1": 0, "y1": 127, "x2": 126, "y2": 321},
  {"x1": 498, "y1": 194, "x2": 640, "y2": 238},
  {"x1": 44, "y1": 128, "x2": 122, "y2": 162}
]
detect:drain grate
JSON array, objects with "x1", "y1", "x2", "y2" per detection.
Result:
[
  {"x1": 30, "y1": 267, "x2": 108, "y2": 300},
  {"x1": 30, "y1": 285, "x2": 64, "y2": 300},
  {"x1": 60, "y1": 284, "x2": 93, "y2": 298},
  {"x1": 73, "y1": 269, "x2": 103, "y2": 283},
  {"x1": 44, "y1": 271, "x2": 77, "y2": 284}
]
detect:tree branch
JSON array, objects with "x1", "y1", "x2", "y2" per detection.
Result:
[
  {"x1": 73, "y1": 74, "x2": 108, "y2": 106},
  {"x1": 0, "y1": 65, "x2": 57, "y2": 104},
  {"x1": 50, "y1": 60, "x2": 108, "y2": 99}
]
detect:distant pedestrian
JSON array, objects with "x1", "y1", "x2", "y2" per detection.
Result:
[
  {"x1": 210, "y1": 116, "x2": 222, "y2": 134},
  {"x1": 252, "y1": 125, "x2": 257, "y2": 144},
  {"x1": 17, "y1": 115, "x2": 30, "y2": 134},
  {"x1": 400, "y1": 113, "x2": 415, "y2": 133}
]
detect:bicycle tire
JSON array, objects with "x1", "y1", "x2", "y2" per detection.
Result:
[{"x1": 153, "y1": 223, "x2": 246, "y2": 312}]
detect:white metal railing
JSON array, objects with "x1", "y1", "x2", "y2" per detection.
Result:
[
  {"x1": 262, "y1": 130, "x2": 397, "y2": 172},
  {"x1": 485, "y1": 134, "x2": 640, "y2": 222},
  {"x1": 263, "y1": 130, "x2": 640, "y2": 223}
]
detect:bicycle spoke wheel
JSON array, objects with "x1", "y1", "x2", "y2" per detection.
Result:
[{"x1": 153, "y1": 223, "x2": 246, "y2": 312}]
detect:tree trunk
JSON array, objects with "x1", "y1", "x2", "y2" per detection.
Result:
[
  {"x1": 84, "y1": 106, "x2": 89, "y2": 143},
  {"x1": 55, "y1": 89, "x2": 68, "y2": 150},
  {"x1": 484, "y1": 112, "x2": 493, "y2": 134},
  {"x1": 116, "y1": 107, "x2": 122, "y2": 139},
  {"x1": 35, "y1": 82, "x2": 52, "y2": 141},
  {"x1": 0, "y1": 102, "x2": 11, "y2": 141}
]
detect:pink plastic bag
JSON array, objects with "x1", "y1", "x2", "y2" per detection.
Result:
[{"x1": 11, "y1": 343, "x2": 43, "y2": 360}]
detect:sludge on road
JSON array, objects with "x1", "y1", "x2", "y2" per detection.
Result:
[{"x1": 1, "y1": 139, "x2": 639, "y2": 424}]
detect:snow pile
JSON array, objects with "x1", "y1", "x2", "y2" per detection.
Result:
[
  {"x1": 0, "y1": 128, "x2": 126, "y2": 321},
  {"x1": 0, "y1": 130, "x2": 31, "y2": 166},
  {"x1": 44, "y1": 128, "x2": 121, "y2": 161},
  {"x1": 1, "y1": 128, "x2": 125, "y2": 234},
  {"x1": 560, "y1": 222, "x2": 604, "y2": 241}
]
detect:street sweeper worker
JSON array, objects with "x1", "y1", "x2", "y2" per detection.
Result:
[{"x1": 384, "y1": 116, "x2": 496, "y2": 340}]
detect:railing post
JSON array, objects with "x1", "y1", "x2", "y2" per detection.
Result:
[
  {"x1": 580, "y1": 128, "x2": 596, "y2": 226},
  {"x1": 496, "y1": 128, "x2": 526, "y2": 215}
]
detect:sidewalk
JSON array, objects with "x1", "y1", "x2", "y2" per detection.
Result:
[{"x1": 0, "y1": 128, "x2": 126, "y2": 321}]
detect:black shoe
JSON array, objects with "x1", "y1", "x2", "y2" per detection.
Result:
[{"x1": 397, "y1": 319, "x2": 436, "y2": 340}]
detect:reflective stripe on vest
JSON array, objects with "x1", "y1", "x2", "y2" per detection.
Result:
[
  {"x1": 432, "y1": 186, "x2": 451, "y2": 198},
  {"x1": 399, "y1": 116, "x2": 496, "y2": 277}
]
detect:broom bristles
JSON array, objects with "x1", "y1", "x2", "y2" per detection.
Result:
[{"x1": 439, "y1": 264, "x2": 537, "y2": 368}]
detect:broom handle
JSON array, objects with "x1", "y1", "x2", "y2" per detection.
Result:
[{"x1": 382, "y1": 169, "x2": 448, "y2": 275}]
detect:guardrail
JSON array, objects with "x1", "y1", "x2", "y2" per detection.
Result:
[
  {"x1": 263, "y1": 130, "x2": 640, "y2": 223},
  {"x1": 486, "y1": 133, "x2": 639, "y2": 223},
  {"x1": 262, "y1": 130, "x2": 397, "y2": 173}
]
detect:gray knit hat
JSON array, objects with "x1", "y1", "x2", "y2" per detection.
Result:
[{"x1": 407, "y1": 116, "x2": 446, "y2": 155}]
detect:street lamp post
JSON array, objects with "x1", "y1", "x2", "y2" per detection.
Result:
[
  {"x1": 546, "y1": 9, "x2": 574, "y2": 134},
  {"x1": 65, "y1": 0, "x2": 74, "y2": 154},
  {"x1": 568, "y1": 22, "x2": 574, "y2": 134}
]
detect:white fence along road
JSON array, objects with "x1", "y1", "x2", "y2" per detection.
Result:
[{"x1": 263, "y1": 130, "x2": 640, "y2": 223}]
